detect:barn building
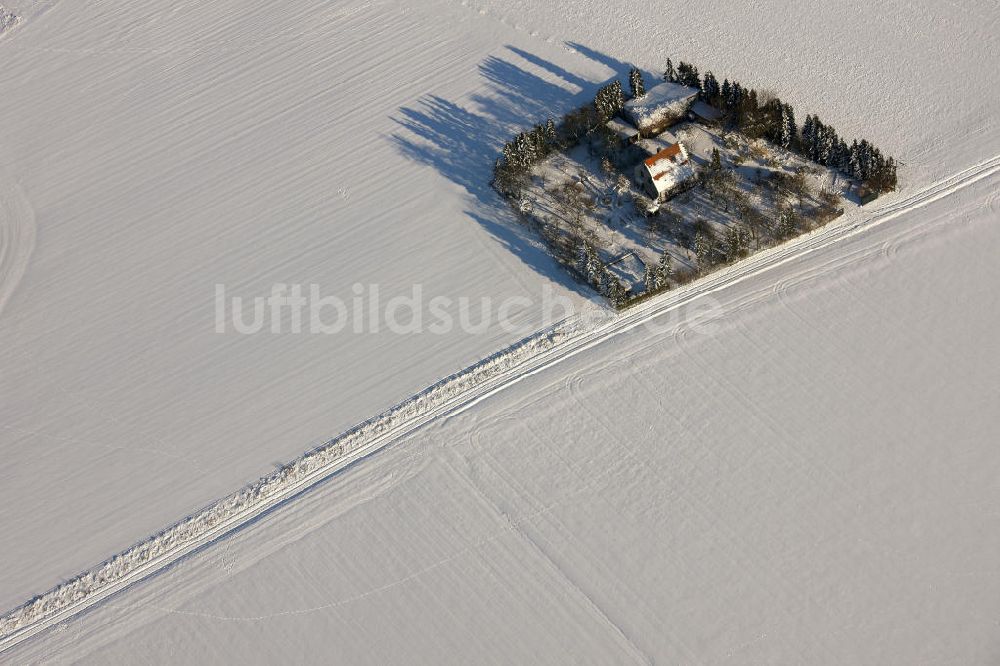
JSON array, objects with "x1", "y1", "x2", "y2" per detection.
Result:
[{"x1": 623, "y1": 81, "x2": 699, "y2": 137}]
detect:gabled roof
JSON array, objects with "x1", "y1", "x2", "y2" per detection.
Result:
[
  {"x1": 640, "y1": 142, "x2": 694, "y2": 194},
  {"x1": 644, "y1": 144, "x2": 683, "y2": 167}
]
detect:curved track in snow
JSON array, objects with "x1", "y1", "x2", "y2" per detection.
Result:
[
  {"x1": 2, "y1": 155, "x2": 999, "y2": 653},
  {"x1": 0, "y1": 179, "x2": 36, "y2": 319}
]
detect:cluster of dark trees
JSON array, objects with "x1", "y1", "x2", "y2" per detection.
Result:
[
  {"x1": 492, "y1": 80, "x2": 624, "y2": 196},
  {"x1": 495, "y1": 57, "x2": 898, "y2": 199},
  {"x1": 662, "y1": 59, "x2": 701, "y2": 88},
  {"x1": 594, "y1": 80, "x2": 625, "y2": 122},
  {"x1": 492, "y1": 119, "x2": 559, "y2": 196},
  {"x1": 499, "y1": 119, "x2": 557, "y2": 169},
  {"x1": 576, "y1": 242, "x2": 628, "y2": 306},
  {"x1": 643, "y1": 252, "x2": 672, "y2": 293},
  {"x1": 575, "y1": 239, "x2": 676, "y2": 307},
  {"x1": 662, "y1": 58, "x2": 897, "y2": 193}
]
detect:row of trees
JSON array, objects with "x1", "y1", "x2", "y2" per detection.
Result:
[
  {"x1": 499, "y1": 119, "x2": 557, "y2": 170},
  {"x1": 688, "y1": 202, "x2": 801, "y2": 271},
  {"x1": 576, "y1": 242, "x2": 627, "y2": 306},
  {"x1": 799, "y1": 116, "x2": 896, "y2": 191},
  {"x1": 696, "y1": 149, "x2": 847, "y2": 265},
  {"x1": 661, "y1": 58, "x2": 897, "y2": 193},
  {"x1": 663, "y1": 59, "x2": 701, "y2": 89},
  {"x1": 576, "y1": 240, "x2": 675, "y2": 307},
  {"x1": 493, "y1": 119, "x2": 559, "y2": 195},
  {"x1": 492, "y1": 79, "x2": 626, "y2": 196},
  {"x1": 644, "y1": 252, "x2": 672, "y2": 293},
  {"x1": 496, "y1": 56, "x2": 898, "y2": 200}
]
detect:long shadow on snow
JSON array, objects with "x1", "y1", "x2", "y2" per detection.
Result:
[{"x1": 390, "y1": 44, "x2": 658, "y2": 298}]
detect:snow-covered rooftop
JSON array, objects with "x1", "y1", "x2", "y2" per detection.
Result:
[
  {"x1": 624, "y1": 81, "x2": 698, "y2": 115},
  {"x1": 639, "y1": 142, "x2": 695, "y2": 196},
  {"x1": 623, "y1": 81, "x2": 699, "y2": 133},
  {"x1": 606, "y1": 117, "x2": 639, "y2": 141},
  {"x1": 638, "y1": 131, "x2": 680, "y2": 156}
]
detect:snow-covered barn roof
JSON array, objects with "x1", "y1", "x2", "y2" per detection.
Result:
[
  {"x1": 606, "y1": 117, "x2": 639, "y2": 141},
  {"x1": 623, "y1": 81, "x2": 699, "y2": 130}
]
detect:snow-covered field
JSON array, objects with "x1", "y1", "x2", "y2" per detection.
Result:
[
  {"x1": 10, "y1": 169, "x2": 1000, "y2": 663},
  {"x1": 0, "y1": 0, "x2": 998, "y2": 661},
  {"x1": 0, "y1": 0, "x2": 610, "y2": 617}
]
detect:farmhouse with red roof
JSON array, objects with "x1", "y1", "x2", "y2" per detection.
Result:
[{"x1": 634, "y1": 143, "x2": 696, "y2": 200}]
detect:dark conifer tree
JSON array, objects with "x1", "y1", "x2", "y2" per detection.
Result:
[
  {"x1": 720, "y1": 79, "x2": 732, "y2": 110},
  {"x1": 629, "y1": 67, "x2": 646, "y2": 99},
  {"x1": 809, "y1": 117, "x2": 824, "y2": 162},
  {"x1": 783, "y1": 103, "x2": 797, "y2": 150},
  {"x1": 675, "y1": 61, "x2": 698, "y2": 88},
  {"x1": 801, "y1": 115, "x2": 816, "y2": 159},
  {"x1": 663, "y1": 58, "x2": 676, "y2": 83},
  {"x1": 690, "y1": 64, "x2": 701, "y2": 89},
  {"x1": 728, "y1": 82, "x2": 744, "y2": 111},
  {"x1": 835, "y1": 138, "x2": 850, "y2": 171},
  {"x1": 848, "y1": 140, "x2": 861, "y2": 179},
  {"x1": 857, "y1": 139, "x2": 873, "y2": 180},
  {"x1": 701, "y1": 71, "x2": 720, "y2": 104}
]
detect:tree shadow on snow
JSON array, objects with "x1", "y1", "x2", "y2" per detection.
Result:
[{"x1": 390, "y1": 44, "x2": 655, "y2": 297}]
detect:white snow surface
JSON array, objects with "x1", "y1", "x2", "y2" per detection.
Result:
[
  {"x1": 1, "y1": 0, "x2": 610, "y2": 616},
  {"x1": 0, "y1": 0, "x2": 998, "y2": 660},
  {"x1": 10, "y1": 168, "x2": 1000, "y2": 664}
]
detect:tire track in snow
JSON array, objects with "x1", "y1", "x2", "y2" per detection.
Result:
[
  {"x1": 0, "y1": 179, "x2": 36, "y2": 319},
  {"x1": 771, "y1": 165, "x2": 999, "y2": 359},
  {"x1": 2, "y1": 155, "x2": 1000, "y2": 654},
  {"x1": 985, "y1": 187, "x2": 1000, "y2": 217}
]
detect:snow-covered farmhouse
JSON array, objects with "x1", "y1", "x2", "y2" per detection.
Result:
[
  {"x1": 623, "y1": 81, "x2": 699, "y2": 137},
  {"x1": 635, "y1": 143, "x2": 696, "y2": 200}
]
